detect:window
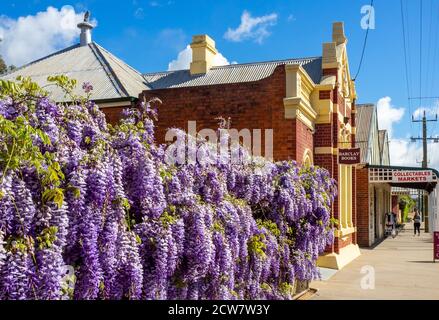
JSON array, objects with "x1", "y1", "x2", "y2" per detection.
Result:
[{"x1": 303, "y1": 149, "x2": 313, "y2": 167}]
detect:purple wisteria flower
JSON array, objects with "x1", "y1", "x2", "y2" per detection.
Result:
[
  {"x1": 82, "y1": 82, "x2": 93, "y2": 94},
  {"x1": 0, "y1": 80, "x2": 337, "y2": 300}
]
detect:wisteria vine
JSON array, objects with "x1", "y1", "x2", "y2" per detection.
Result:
[{"x1": 0, "y1": 76, "x2": 337, "y2": 300}]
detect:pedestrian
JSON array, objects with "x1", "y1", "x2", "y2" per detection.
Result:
[{"x1": 413, "y1": 208, "x2": 421, "y2": 236}]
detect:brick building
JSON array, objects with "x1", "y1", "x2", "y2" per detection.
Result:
[
  {"x1": 354, "y1": 104, "x2": 439, "y2": 246},
  {"x1": 137, "y1": 22, "x2": 361, "y2": 269},
  {"x1": 355, "y1": 104, "x2": 391, "y2": 247}
]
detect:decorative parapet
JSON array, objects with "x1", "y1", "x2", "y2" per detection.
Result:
[
  {"x1": 283, "y1": 64, "x2": 317, "y2": 130},
  {"x1": 313, "y1": 75, "x2": 336, "y2": 124},
  {"x1": 322, "y1": 42, "x2": 341, "y2": 70}
]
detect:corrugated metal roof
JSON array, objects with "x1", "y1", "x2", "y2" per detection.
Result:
[
  {"x1": 356, "y1": 104, "x2": 375, "y2": 163},
  {"x1": 1, "y1": 42, "x2": 323, "y2": 99},
  {"x1": 379, "y1": 130, "x2": 390, "y2": 165},
  {"x1": 143, "y1": 57, "x2": 322, "y2": 89},
  {"x1": 95, "y1": 44, "x2": 149, "y2": 98},
  {"x1": 0, "y1": 42, "x2": 149, "y2": 102},
  {"x1": 378, "y1": 130, "x2": 386, "y2": 154}
]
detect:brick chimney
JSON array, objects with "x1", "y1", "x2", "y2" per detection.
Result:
[{"x1": 190, "y1": 35, "x2": 218, "y2": 75}]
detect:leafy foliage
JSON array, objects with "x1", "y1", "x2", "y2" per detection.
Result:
[
  {"x1": 399, "y1": 195, "x2": 416, "y2": 222},
  {"x1": 0, "y1": 76, "x2": 337, "y2": 300}
]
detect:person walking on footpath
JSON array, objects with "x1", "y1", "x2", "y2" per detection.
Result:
[{"x1": 413, "y1": 208, "x2": 421, "y2": 236}]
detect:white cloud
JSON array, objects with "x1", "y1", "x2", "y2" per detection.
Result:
[
  {"x1": 389, "y1": 138, "x2": 419, "y2": 167},
  {"x1": 390, "y1": 138, "x2": 439, "y2": 170},
  {"x1": 0, "y1": 5, "x2": 94, "y2": 67},
  {"x1": 376, "y1": 96, "x2": 439, "y2": 169},
  {"x1": 224, "y1": 10, "x2": 278, "y2": 44},
  {"x1": 377, "y1": 96, "x2": 405, "y2": 138},
  {"x1": 412, "y1": 101, "x2": 439, "y2": 119},
  {"x1": 167, "y1": 45, "x2": 236, "y2": 71}
]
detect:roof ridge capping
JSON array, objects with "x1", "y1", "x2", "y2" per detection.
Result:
[
  {"x1": 91, "y1": 42, "x2": 150, "y2": 97},
  {"x1": 356, "y1": 103, "x2": 375, "y2": 107},
  {"x1": 211, "y1": 56, "x2": 323, "y2": 69},
  {"x1": 143, "y1": 56, "x2": 322, "y2": 76},
  {"x1": 94, "y1": 43, "x2": 145, "y2": 77}
]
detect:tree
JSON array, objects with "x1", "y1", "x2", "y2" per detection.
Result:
[
  {"x1": 399, "y1": 195, "x2": 416, "y2": 222},
  {"x1": 0, "y1": 55, "x2": 6, "y2": 75},
  {"x1": 0, "y1": 39, "x2": 12, "y2": 74}
]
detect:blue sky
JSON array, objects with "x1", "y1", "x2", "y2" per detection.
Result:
[{"x1": 2, "y1": 0, "x2": 439, "y2": 168}]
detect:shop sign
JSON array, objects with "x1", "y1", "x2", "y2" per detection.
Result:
[
  {"x1": 392, "y1": 170, "x2": 434, "y2": 183},
  {"x1": 338, "y1": 148, "x2": 361, "y2": 165}
]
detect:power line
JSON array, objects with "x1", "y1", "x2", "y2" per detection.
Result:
[
  {"x1": 411, "y1": 110, "x2": 438, "y2": 169},
  {"x1": 401, "y1": 0, "x2": 414, "y2": 133},
  {"x1": 428, "y1": 1, "x2": 439, "y2": 138},
  {"x1": 409, "y1": 96, "x2": 439, "y2": 100},
  {"x1": 400, "y1": 0, "x2": 412, "y2": 110},
  {"x1": 419, "y1": 0, "x2": 423, "y2": 109},
  {"x1": 428, "y1": 1, "x2": 439, "y2": 101},
  {"x1": 353, "y1": 0, "x2": 374, "y2": 81},
  {"x1": 425, "y1": 0, "x2": 433, "y2": 101}
]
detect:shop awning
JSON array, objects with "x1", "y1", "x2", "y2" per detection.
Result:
[{"x1": 366, "y1": 165, "x2": 439, "y2": 192}]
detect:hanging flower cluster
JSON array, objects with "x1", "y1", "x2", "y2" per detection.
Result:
[{"x1": 0, "y1": 76, "x2": 337, "y2": 300}]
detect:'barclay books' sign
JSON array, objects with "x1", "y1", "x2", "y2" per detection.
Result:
[
  {"x1": 392, "y1": 170, "x2": 434, "y2": 183},
  {"x1": 338, "y1": 148, "x2": 361, "y2": 165}
]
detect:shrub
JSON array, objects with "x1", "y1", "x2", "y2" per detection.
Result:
[{"x1": 0, "y1": 77, "x2": 336, "y2": 300}]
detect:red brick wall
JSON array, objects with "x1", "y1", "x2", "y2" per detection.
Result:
[
  {"x1": 356, "y1": 168, "x2": 370, "y2": 247},
  {"x1": 101, "y1": 106, "x2": 126, "y2": 124},
  {"x1": 100, "y1": 64, "x2": 360, "y2": 257},
  {"x1": 352, "y1": 168, "x2": 357, "y2": 245},
  {"x1": 295, "y1": 119, "x2": 314, "y2": 163},
  {"x1": 319, "y1": 90, "x2": 332, "y2": 100},
  {"x1": 314, "y1": 124, "x2": 333, "y2": 148},
  {"x1": 138, "y1": 65, "x2": 313, "y2": 164},
  {"x1": 323, "y1": 68, "x2": 338, "y2": 79},
  {"x1": 336, "y1": 234, "x2": 353, "y2": 251}
]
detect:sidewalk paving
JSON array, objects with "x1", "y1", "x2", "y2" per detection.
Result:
[{"x1": 310, "y1": 225, "x2": 439, "y2": 300}]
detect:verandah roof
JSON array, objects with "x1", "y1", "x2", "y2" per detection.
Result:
[{"x1": 367, "y1": 164, "x2": 439, "y2": 192}]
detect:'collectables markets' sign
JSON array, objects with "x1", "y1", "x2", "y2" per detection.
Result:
[
  {"x1": 435, "y1": 232, "x2": 439, "y2": 261},
  {"x1": 392, "y1": 170, "x2": 434, "y2": 183},
  {"x1": 338, "y1": 148, "x2": 361, "y2": 165}
]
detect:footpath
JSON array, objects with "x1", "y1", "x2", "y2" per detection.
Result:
[{"x1": 311, "y1": 225, "x2": 439, "y2": 300}]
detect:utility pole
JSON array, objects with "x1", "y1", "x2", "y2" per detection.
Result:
[{"x1": 411, "y1": 110, "x2": 438, "y2": 232}]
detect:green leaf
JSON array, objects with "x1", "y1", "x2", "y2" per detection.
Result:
[{"x1": 42, "y1": 188, "x2": 64, "y2": 208}]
